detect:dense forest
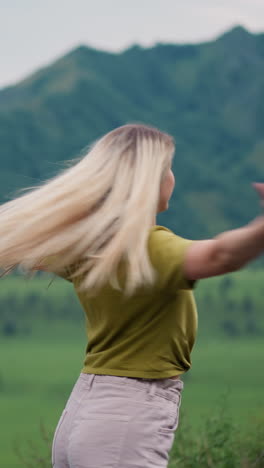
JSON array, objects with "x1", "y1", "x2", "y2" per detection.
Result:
[
  {"x1": 1, "y1": 270, "x2": 264, "y2": 339},
  {"x1": 0, "y1": 25, "x2": 263, "y2": 242}
]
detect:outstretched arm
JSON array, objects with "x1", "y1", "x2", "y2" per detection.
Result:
[{"x1": 183, "y1": 183, "x2": 264, "y2": 280}]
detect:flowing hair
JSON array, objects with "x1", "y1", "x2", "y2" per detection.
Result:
[{"x1": 0, "y1": 123, "x2": 175, "y2": 297}]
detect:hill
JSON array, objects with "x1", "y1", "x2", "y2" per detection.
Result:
[{"x1": 0, "y1": 25, "x2": 264, "y2": 244}]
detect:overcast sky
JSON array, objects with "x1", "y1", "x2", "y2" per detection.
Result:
[{"x1": 1, "y1": 0, "x2": 264, "y2": 90}]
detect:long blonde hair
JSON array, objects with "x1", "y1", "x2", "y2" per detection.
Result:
[{"x1": 0, "y1": 123, "x2": 175, "y2": 297}]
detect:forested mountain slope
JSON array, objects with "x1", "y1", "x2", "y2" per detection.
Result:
[{"x1": 0, "y1": 25, "x2": 263, "y2": 242}]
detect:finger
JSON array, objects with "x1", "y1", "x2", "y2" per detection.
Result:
[{"x1": 252, "y1": 182, "x2": 264, "y2": 197}]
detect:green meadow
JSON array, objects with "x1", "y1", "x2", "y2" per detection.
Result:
[
  {"x1": 1, "y1": 268, "x2": 264, "y2": 467},
  {"x1": 1, "y1": 333, "x2": 264, "y2": 467}
]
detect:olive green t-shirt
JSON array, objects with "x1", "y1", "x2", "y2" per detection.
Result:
[{"x1": 52, "y1": 225, "x2": 198, "y2": 379}]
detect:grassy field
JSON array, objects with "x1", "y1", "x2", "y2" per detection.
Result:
[{"x1": 1, "y1": 326, "x2": 263, "y2": 468}]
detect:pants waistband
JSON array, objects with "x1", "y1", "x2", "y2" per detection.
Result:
[{"x1": 79, "y1": 372, "x2": 184, "y2": 403}]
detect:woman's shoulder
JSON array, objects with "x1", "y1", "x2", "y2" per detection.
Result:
[{"x1": 148, "y1": 224, "x2": 187, "y2": 243}]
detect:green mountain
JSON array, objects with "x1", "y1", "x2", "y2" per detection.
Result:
[{"x1": 0, "y1": 25, "x2": 264, "y2": 243}]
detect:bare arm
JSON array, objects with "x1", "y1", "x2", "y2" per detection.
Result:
[{"x1": 183, "y1": 183, "x2": 264, "y2": 280}]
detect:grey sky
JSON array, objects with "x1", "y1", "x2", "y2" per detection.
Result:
[{"x1": 1, "y1": 0, "x2": 264, "y2": 90}]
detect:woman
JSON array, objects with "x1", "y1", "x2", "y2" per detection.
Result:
[{"x1": 0, "y1": 123, "x2": 263, "y2": 468}]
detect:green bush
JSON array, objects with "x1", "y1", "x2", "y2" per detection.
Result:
[{"x1": 170, "y1": 396, "x2": 264, "y2": 468}]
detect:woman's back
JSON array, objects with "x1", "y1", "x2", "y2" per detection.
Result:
[{"x1": 75, "y1": 225, "x2": 198, "y2": 379}]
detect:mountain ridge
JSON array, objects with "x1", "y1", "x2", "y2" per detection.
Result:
[{"x1": 0, "y1": 25, "x2": 263, "y2": 250}]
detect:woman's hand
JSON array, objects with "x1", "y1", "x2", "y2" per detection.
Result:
[{"x1": 252, "y1": 182, "x2": 264, "y2": 209}]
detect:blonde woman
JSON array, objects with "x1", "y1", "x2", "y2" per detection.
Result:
[{"x1": 1, "y1": 123, "x2": 264, "y2": 468}]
